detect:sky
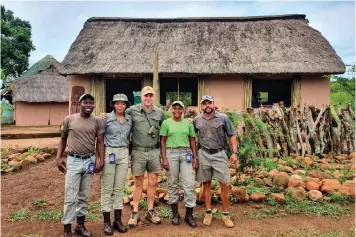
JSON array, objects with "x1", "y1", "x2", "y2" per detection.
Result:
[{"x1": 2, "y1": 1, "x2": 355, "y2": 76}]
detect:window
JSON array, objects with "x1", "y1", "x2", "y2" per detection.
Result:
[
  {"x1": 160, "y1": 78, "x2": 198, "y2": 106},
  {"x1": 252, "y1": 79, "x2": 292, "y2": 108}
]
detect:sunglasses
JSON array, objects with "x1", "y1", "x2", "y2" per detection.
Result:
[{"x1": 201, "y1": 95, "x2": 214, "y2": 100}]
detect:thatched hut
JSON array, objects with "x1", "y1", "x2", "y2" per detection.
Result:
[
  {"x1": 60, "y1": 14, "x2": 345, "y2": 114},
  {"x1": 12, "y1": 55, "x2": 69, "y2": 126}
]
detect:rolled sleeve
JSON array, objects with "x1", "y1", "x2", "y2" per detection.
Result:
[
  {"x1": 96, "y1": 118, "x2": 105, "y2": 136},
  {"x1": 159, "y1": 120, "x2": 168, "y2": 136},
  {"x1": 223, "y1": 116, "x2": 236, "y2": 136},
  {"x1": 61, "y1": 116, "x2": 70, "y2": 134}
]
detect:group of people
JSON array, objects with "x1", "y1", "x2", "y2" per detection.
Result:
[{"x1": 56, "y1": 86, "x2": 239, "y2": 237}]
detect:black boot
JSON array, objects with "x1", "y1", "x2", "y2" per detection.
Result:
[
  {"x1": 184, "y1": 207, "x2": 197, "y2": 228},
  {"x1": 64, "y1": 224, "x2": 72, "y2": 237},
  {"x1": 113, "y1": 209, "x2": 127, "y2": 233},
  {"x1": 171, "y1": 203, "x2": 180, "y2": 225},
  {"x1": 74, "y1": 216, "x2": 92, "y2": 237},
  {"x1": 103, "y1": 212, "x2": 114, "y2": 235}
]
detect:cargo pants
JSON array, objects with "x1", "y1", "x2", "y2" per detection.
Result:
[
  {"x1": 101, "y1": 147, "x2": 129, "y2": 212},
  {"x1": 167, "y1": 148, "x2": 196, "y2": 208},
  {"x1": 61, "y1": 155, "x2": 95, "y2": 224}
]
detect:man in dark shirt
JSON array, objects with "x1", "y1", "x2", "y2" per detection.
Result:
[
  {"x1": 56, "y1": 94, "x2": 105, "y2": 237},
  {"x1": 194, "y1": 95, "x2": 238, "y2": 228}
]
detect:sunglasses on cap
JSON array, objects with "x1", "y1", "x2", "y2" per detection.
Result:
[{"x1": 201, "y1": 95, "x2": 214, "y2": 101}]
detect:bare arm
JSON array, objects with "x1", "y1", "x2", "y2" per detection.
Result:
[
  {"x1": 56, "y1": 131, "x2": 68, "y2": 173},
  {"x1": 95, "y1": 133, "x2": 105, "y2": 172},
  {"x1": 189, "y1": 136, "x2": 199, "y2": 169},
  {"x1": 160, "y1": 136, "x2": 169, "y2": 170},
  {"x1": 228, "y1": 135, "x2": 238, "y2": 164}
]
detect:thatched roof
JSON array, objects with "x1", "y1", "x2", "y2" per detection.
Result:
[
  {"x1": 60, "y1": 14, "x2": 345, "y2": 75},
  {"x1": 12, "y1": 55, "x2": 69, "y2": 103}
]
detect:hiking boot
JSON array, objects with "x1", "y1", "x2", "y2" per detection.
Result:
[
  {"x1": 103, "y1": 212, "x2": 113, "y2": 235},
  {"x1": 113, "y1": 209, "x2": 127, "y2": 233},
  {"x1": 171, "y1": 203, "x2": 180, "y2": 225},
  {"x1": 145, "y1": 209, "x2": 161, "y2": 224},
  {"x1": 128, "y1": 212, "x2": 140, "y2": 227},
  {"x1": 74, "y1": 216, "x2": 92, "y2": 237},
  {"x1": 203, "y1": 213, "x2": 213, "y2": 226},
  {"x1": 221, "y1": 215, "x2": 234, "y2": 228},
  {"x1": 184, "y1": 207, "x2": 197, "y2": 228},
  {"x1": 63, "y1": 224, "x2": 72, "y2": 237}
]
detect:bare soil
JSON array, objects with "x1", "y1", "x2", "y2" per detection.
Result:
[{"x1": 1, "y1": 156, "x2": 354, "y2": 237}]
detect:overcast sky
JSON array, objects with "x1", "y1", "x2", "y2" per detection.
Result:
[{"x1": 3, "y1": 1, "x2": 355, "y2": 74}]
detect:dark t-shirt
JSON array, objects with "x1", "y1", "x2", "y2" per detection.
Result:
[{"x1": 61, "y1": 113, "x2": 105, "y2": 155}]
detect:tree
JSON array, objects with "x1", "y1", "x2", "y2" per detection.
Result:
[
  {"x1": 330, "y1": 64, "x2": 355, "y2": 107},
  {"x1": 1, "y1": 5, "x2": 35, "y2": 87}
]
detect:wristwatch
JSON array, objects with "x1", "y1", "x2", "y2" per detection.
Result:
[{"x1": 233, "y1": 149, "x2": 239, "y2": 155}]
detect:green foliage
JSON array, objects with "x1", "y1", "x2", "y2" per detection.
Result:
[
  {"x1": 244, "y1": 206, "x2": 279, "y2": 219},
  {"x1": 285, "y1": 200, "x2": 351, "y2": 220},
  {"x1": 262, "y1": 158, "x2": 281, "y2": 172},
  {"x1": 86, "y1": 213, "x2": 100, "y2": 221},
  {"x1": 27, "y1": 147, "x2": 42, "y2": 155},
  {"x1": 246, "y1": 186, "x2": 271, "y2": 195},
  {"x1": 35, "y1": 210, "x2": 62, "y2": 221},
  {"x1": 166, "y1": 92, "x2": 192, "y2": 106},
  {"x1": 330, "y1": 193, "x2": 353, "y2": 204},
  {"x1": 158, "y1": 206, "x2": 172, "y2": 219},
  {"x1": 33, "y1": 199, "x2": 46, "y2": 209},
  {"x1": 139, "y1": 198, "x2": 148, "y2": 210},
  {"x1": 1, "y1": 5, "x2": 35, "y2": 84},
  {"x1": 265, "y1": 197, "x2": 279, "y2": 207},
  {"x1": 9, "y1": 208, "x2": 31, "y2": 222},
  {"x1": 330, "y1": 64, "x2": 355, "y2": 108}
]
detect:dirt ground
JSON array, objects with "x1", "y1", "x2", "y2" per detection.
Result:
[
  {"x1": 1, "y1": 137, "x2": 60, "y2": 150},
  {"x1": 1, "y1": 156, "x2": 355, "y2": 237}
]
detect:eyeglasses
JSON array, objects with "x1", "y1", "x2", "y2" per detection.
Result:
[{"x1": 201, "y1": 95, "x2": 214, "y2": 100}]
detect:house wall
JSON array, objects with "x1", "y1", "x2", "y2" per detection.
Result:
[
  {"x1": 68, "y1": 75, "x2": 89, "y2": 114},
  {"x1": 209, "y1": 75, "x2": 245, "y2": 110},
  {"x1": 300, "y1": 75, "x2": 330, "y2": 107},
  {"x1": 14, "y1": 102, "x2": 68, "y2": 126}
]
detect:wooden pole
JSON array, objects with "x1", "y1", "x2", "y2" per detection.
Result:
[{"x1": 153, "y1": 48, "x2": 160, "y2": 106}]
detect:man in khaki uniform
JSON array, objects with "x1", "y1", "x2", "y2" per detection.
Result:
[
  {"x1": 194, "y1": 95, "x2": 238, "y2": 228},
  {"x1": 56, "y1": 94, "x2": 105, "y2": 237},
  {"x1": 125, "y1": 86, "x2": 166, "y2": 226}
]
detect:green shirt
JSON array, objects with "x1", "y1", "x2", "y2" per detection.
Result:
[
  {"x1": 160, "y1": 118, "x2": 196, "y2": 148},
  {"x1": 126, "y1": 104, "x2": 166, "y2": 148}
]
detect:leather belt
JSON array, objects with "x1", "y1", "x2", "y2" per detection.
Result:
[
  {"x1": 133, "y1": 146, "x2": 156, "y2": 152},
  {"x1": 68, "y1": 152, "x2": 94, "y2": 159},
  {"x1": 201, "y1": 147, "x2": 224, "y2": 154},
  {"x1": 167, "y1": 147, "x2": 190, "y2": 150}
]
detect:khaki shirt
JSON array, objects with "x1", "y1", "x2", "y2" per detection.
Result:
[
  {"x1": 126, "y1": 104, "x2": 165, "y2": 148},
  {"x1": 193, "y1": 111, "x2": 235, "y2": 150},
  {"x1": 61, "y1": 113, "x2": 105, "y2": 155},
  {"x1": 104, "y1": 111, "x2": 132, "y2": 147}
]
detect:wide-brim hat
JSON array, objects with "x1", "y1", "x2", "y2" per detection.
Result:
[{"x1": 110, "y1": 93, "x2": 131, "y2": 107}]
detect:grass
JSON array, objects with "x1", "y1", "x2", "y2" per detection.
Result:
[
  {"x1": 27, "y1": 147, "x2": 42, "y2": 155},
  {"x1": 33, "y1": 199, "x2": 46, "y2": 209},
  {"x1": 330, "y1": 193, "x2": 353, "y2": 204},
  {"x1": 87, "y1": 200, "x2": 101, "y2": 221},
  {"x1": 262, "y1": 158, "x2": 281, "y2": 172},
  {"x1": 9, "y1": 208, "x2": 31, "y2": 222},
  {"x1": 285, "y1": 200, "x2": 352, "y2": 220},
  {"x1": 244, "y1": 206, "x2": 280, "y2": 220},
  {"x1": 35, "y1": 210, "x2": 62, "y2": 221},
  {"x1": 139, "y1": 197, "x2": 148, "y2": 210},
  {"x1": 158, "y1": 206, "x2": 172, "y2": 219},
  {"x1": 246, "y1": 186, "x2": 271, "y2": 195},
  {"x1": 86, "y1": 213, "x2": 100, "y2": 221}
]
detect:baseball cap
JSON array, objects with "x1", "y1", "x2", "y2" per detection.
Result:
[
  {"x1": 172, "y1": 101, "x2": 185, "y2": 108},
  {"x1": 200, "y1": 95, "x2": 214, "y2": 103},
  {"x1": 141, "y1": 86, "x2": 155, "y2": 96},
  {"x1": 79, "y1": 93, "x2": 94, "y2": 102}
]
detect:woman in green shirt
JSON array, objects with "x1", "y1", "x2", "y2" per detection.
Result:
[{"x1": 160, "y1": 101, "x2": 198, "y2": 228}]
